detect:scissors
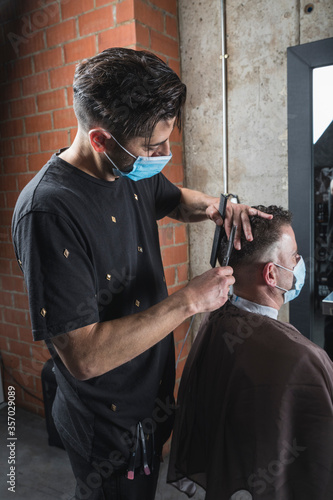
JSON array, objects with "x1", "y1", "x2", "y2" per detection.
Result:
[{"x1": 210, "y1": 193, "x2": 237, "y2": 268}]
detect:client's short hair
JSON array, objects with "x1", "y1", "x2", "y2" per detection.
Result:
[{"x1": 218, "y1": 205, "x2": 292, "y2": 268}]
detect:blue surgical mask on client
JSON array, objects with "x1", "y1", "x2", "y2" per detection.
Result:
[
  {"x1": 274, "y1": 256, "x2": 306, "y2": 303},
  {"x1": 104, "y1": 134, "x2": 172, "y2": 181}
]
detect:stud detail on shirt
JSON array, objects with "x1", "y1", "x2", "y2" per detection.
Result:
[
  {"x1": 135, "y1": 300, "x2": 140, "y2": 307},
  {"x1": 18, "y1": 259, "x2": 22, "y2": 267},
  {"x1": 111, "y1": 216, "x2": 116, "y2": 223},
  {"x1": 138, "y1": 246, "x2": 143, "y2": 253},
  {"x1": 40, "y1": 308, "x2": 47, "y2": 318},
  {"x1": 111, "y1": 404, "x2": 117, "y2": 412},
  {"x1": 63, "y1": 249, "x2": 70, "y2": 258},
  {"x1": 106, "y1": 274, "x2": 111, "y2": 281},
  {"x1": 134, "y1": 194, "x2": 138, "y2": 201}
]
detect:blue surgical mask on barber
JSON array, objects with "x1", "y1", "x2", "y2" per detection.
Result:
[
  {"x1": 104, "y1": 134, "x2": 172, "y2": 181},
  {"x1": 274, "y1": 256, "x2": 306, "y2": 303}
]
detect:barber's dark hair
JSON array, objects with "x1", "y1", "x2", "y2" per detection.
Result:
[
  {"x1": 218, "y1": 205, "x2": 293, "y2": 268},
  {"x1": 73, "y1": 47, "x2": 187, "y2": 142}
]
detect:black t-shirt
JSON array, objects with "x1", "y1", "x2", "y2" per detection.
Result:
[{"x1": 12, "y1": 152, "x2": 181, "y2": 465}]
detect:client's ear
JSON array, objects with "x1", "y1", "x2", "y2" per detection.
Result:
[{"x1": 263, "y1": 262, "x2": 278, "y2": 288}]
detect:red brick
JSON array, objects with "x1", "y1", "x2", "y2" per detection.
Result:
[
  {"x1": 67, "y1": 87, "x2": 74, "y2": 106},
  {"x1": 135, "y1": 22, "x2": 149, "y2": 49},
  {"x1": 175, "y1": 335, "x2": 190, "y2": 359},
  {"x1": 0, "y1": 335, "x2": 8, "y2": 351},
  {"x1": 46, "y1": 18, "x2": 76, "y2": 48},
  {"x1": 116, "y1": 0, "x2": 134, "y2": 23},
  {"x1": 158, "y1": 215, "x2": 174, "y2": 226},
  {"x1": 177, "y1": 262, "x2": 188, "y2": 283},
  {"x1": 13, "y1": 135, "x2": 39, "y2": 155},
  {"x1": 50, "y1": 63, "x2": 76, "y2": 89},
  {"x1": 29, "y1": 2, "x2": 60, "y2": 29},
  {"x1": 61, "y1": 0, "x2": 94, "y2": 20},
  {"x1": 0, "y1": 209, "x2": 13, "y2": 226},
  {"x1": 98, "y1": 23, "x2": 136, "y2": 52},
  {"x1": 0, "y1": 258, "x2": 12, "y2": 275},
  {"x1": 96, "y1": 0, "x2": 113, "y2": 6},
  {"x1": 175, "y1": 355, "x2": 186, "y2": 380},
  {"x1": 165, "y1": 15, "x2": 178, "y2": 39},
  {"x1": 25, "y1": 113, "x2": 52, "y2": 134},
  {"x1": 17, "y1": 172, "x2": 36, "y2": 191},
  {"x1": 175, "y1": 224, "x2": 187, "y2": 244},
  {"x1": 3, "y1": 156, "x2": 28, "y2": 174},
  {"x1": 0, "y1": 291, "x2": 13, "y2": 308},
  {"x1": 37, "y1": 88, "x2": 66, "y2": 111},
  {"x1": 53, "y1": 108, "x2": 76, "y2": 129},
  {"x1": 0, "y1": 193, "x2": 6, "y2": 211},
  {"x1": 0, "y1": 118, "x2": 23, "y2": 138},
  {"x1": 18, "y1": 30, "x2": 46, "y2": 57},
  {"x1": 21, "y1": 358, "x2": 44, "y2": 377},
  {"x1": 19, "y1": 326, "x2": 34, "y2": 343},
  {"x1": 1, "y1": 352, "x2": 20, "y2": 370},
  {"x1": 40, "y1": 130, "x2": 68, "y2": 152},
  {"x1": 11, "y1": 259, "x2": 24, "y2": 276},
  {"x1": 34, "y1": 47, "x2": 62, "y2": 73},
  {"x1": 173, "y1": 320, "x2": 190, "y2": 343},
  {"x1": 1, "y1": 80, "x2": 21, "y2": 100},
  {"x1": 7, "y1": 56, "x2": 33, "y2": 80},
  {"x1": 9, "y1": 368, "x2": 34, "y2": 390},
  {"x1": 5, "y1": 191, "x2": 20, "y2": 208},
  {"x1": 0, "y1": 192, "x2": 8, "y2": 211},
  {"x1": 0, "y1": 140, "x2": 13, "y2": 157},
  {"x1": 22, "y1": 71, "x2": 49, "y2": 96},
  {"x1": 64, "y1": 35, "x2": 96, "y2": 64},
  {"x1": 23, "y1": 392, "x2": 44, "y2": 408},
  {"x1": 150, "y1": 0, "x2": 177, "y2": 16},
  {"x1": 0, "y1": 175, "x2": 17, "y2": 191},
  {"x1": 150, "y1": 30, "x2": 179, "y2": 59},
  {"x1": 158, "y1": 226, "x2": 174, "y2": 247},
  {"x1": 28, "y1": 152, "x2": 52, "y2": 171},
  {"x1": 3, "y1": 307, "x2": 28, "y2": 326},
  {"x1": 13, "y1": 292, "x2": 29, "y2": 310},
  {"x1": 170, "y1": 125, "x2": 182, "y2": 143},
  {"x1": 31, "y1": 344, "x2": 50, "y2": 362},
  {"x1": 168, "y1": 58, "x2": 180, "y2": 77},
  {"x1": 0, "y1": 101, "x2": 10, "y2": 120},
  {"x1": 0, "y1": 244, "x2": 16, "y2": 261},
  {"x1": 135, "y1": 1, "x2": 163, "y2": 31},
  {"x1": 170, "y1": 144, "x2": 182, "y2": 165},
  {"x1": 163, "y1": 164, "x2": 183, "y2": 184},
  {"x1": 164, "y1": 266, "x2": 175, "y2": 287},
  {"x1": 161, "y1": 243, "x2": 188, "y2": 267},
  {"x1": 0, "y1": 322, "x2": 18, "y2": 340},
  {"x1": 0, "y1": 227, "x2": 10, "y2": 245},
  {"x1": 79, "y1": 6, "x2": 114, "y2": 37},
  {"x1": 10, "y1": 96, "x2": 36, "y2": 118}
]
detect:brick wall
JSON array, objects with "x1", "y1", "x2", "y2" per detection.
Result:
[{"x1": 0, "y1": 0, "x2": 189, "y2": 424}]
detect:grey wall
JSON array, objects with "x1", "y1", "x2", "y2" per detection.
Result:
[{"x1": 178, "y1": 0, "x2": 333, "y2": 323}]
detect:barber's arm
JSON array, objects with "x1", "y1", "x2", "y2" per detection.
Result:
[
  {"x1": 51, "y1": 266, "x2": 234, "y2": 380},
  {"x1": 169, "y1": 187, "x2": 273, "y2": 249}
]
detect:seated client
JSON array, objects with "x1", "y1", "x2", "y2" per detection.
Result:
[{"x1": 167, "y1": 205, "x2": 333, "y2": 500}]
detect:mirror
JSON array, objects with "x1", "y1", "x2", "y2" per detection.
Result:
[
  {"x1": 287, "y1": 37, "x2": 333, "y2": 352},
  {"x1": 313, "y1": 65, "x2": 333, "y2": 357}
]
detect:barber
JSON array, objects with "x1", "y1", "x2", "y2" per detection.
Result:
[{"x1": 12, "y1": 48, "x2": 271, "y2": 500}]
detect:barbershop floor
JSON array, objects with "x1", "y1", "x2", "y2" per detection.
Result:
[{"x1": 0, "y1": 406, "x2": 205, "y2": 500}]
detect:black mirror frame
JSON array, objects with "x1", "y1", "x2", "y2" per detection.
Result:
[{"x1": 287, "y1": 37, "x2": 333, "y2": 340}]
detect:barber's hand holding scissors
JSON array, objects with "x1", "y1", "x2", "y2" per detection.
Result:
[{"x1": 206, "y1": 200, "x2": 273, "y2": 250}]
